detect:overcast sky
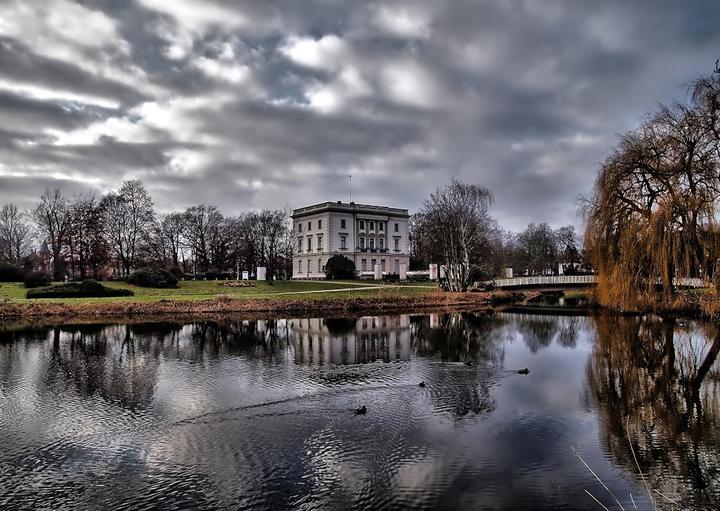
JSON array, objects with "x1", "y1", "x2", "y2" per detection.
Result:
[{"x1": 0, "y1": 0, "x2": 718, "y2": 230}]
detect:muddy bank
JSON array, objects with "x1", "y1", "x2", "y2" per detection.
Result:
[{"x1": 0, "y1": 291, "x2": 517, "y2": 322}]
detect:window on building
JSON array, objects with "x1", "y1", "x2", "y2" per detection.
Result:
[
  {"x1": 359, "y1": 220, "x2": 365, "y2": 230},
  {"x1": 318, "y1": 258, "x2": 322, "y2": 273},
  {"x1": 360, "y1": 237, "x2": 365, "y2": 249},
  {"x1": 340, "y1": 235, "x2": 347, "y2": 249},
  {"x1": 370, "y1": 238, "x2": 375, "y2": 249},
  {"x1": 394, "y1": 238, "x2": 399, "y2": 251},
  {"x1": 298, "y1": 237, "x2": 303, "y2": 253},
  {"x1": 371, "y1": 259, "x2": 376, "y2": 270},
  {"x1": 317, "y1": 235, "x2": 323, "y2": 251},
  {"x1": 307, "y1": 221, "x2": 311, "y2": 231},
  {"x1": 361, "y1": 259, "x2": 367, "y2": 271},
  {"x1": 318, "y1": 219, "x2": 322, "y2": 229},
  {"x1": 369, "y1": 221, "x2": 374, "y2": 230},
  {"x1": 395, "y1": 259, "x2": 400, "y2": 273},
  {"x1": 298, "y1": 223, "x2": 302, "y2": 233},
  {"x1": 394, "y1": 223, "x2": 399, "y2": 233},
  {"x1": 381, "y1": 259, "x2": 386, "y2": 272},
  {"x1": 307, "y1": 237, "x2": 312, "y2": 251},
  {"x1": 379, "y1": 238, "x2": 384, "y2": 250},
  {"x1": 299, "y1": 260, "x2": 303, "y2": 273},
  {"x1": 379, "y1": 222, "x2": 384, "y2": 232},
  {"x1": 340, "y1": 219, "x2": 346, "y2": 229}
]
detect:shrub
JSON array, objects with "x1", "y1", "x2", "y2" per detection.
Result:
[
  {"x1": 24, "y1": 271, "x2": 51, "y2": 288},
  {"x1": 324, "y1": 255, "x2": 356, "y2": 280},
  {"x1": 168, "y1": 266, "x2": 185, "y2": 279},
  {"x1": 127, "y1": 267, "x2": 179, "y2": 288},
  {"x1": 0, "y1": 262, "x2": 24, "y2": 282},
  {"x1": 27, "y1": 280, "x2": 134, "y2": 299},
  {"x1": 204, "y1": 270, "x2": 233, "y2": 280}
]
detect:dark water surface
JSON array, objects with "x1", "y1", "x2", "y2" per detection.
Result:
[{"x1": 1, "y1": 312, "x2": 719, "y2": 510}]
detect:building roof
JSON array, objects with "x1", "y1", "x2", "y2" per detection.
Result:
[{"x1": 291, "y1": 201, "x2": 409, "y2": 219}]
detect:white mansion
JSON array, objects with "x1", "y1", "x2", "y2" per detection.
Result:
[{"x1": 291, "y1": 201, "x2": 410, "y2": 278}]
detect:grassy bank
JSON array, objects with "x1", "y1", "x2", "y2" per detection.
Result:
[
  {"x1": 0, "y1": 279, "x2": 432, "y2": 302},
  {"x1": 0, "y1": 279, "x2": 505, "y2": 319}
]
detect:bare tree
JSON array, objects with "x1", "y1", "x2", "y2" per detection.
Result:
[
  {"x1": 183, "y1": 205, "x2": 223, "y2": 272},
  {"x1": 101, "y1": 180, "x2": 155, "y2": 276},
  {"x1": 417, "y1": 180, "x2": 494, "y2": 291},
  {"x1": 256, "y1": 209, "x2": 290, "y2": 281},
  {"x1": 31, "y1": 189, "x2": 71, "y2": 280},
  {"x1": 0, "y1": 203, "x2": 32, "y2": 264},
  {"x1": 66, "y1": 194, "x2": 108, "y2": 279}
]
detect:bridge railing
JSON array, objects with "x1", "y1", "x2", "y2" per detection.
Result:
[
  {"x1": 490, "y1": 275, "x2": 707, "y2": 289},
  {"x1": 492, "y1": 275, "x2": 598, "y2": 288}
]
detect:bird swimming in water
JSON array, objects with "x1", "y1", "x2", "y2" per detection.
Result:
[
  {"x1": 355, "y1": 405, "x2": 367, "y2": 415},
  {"x1": 464, "y1": 361, "x2": 473, "y2": 367},
  {"x1": 419, "y1": 381, "x2": 426, "y2": 388},
  {"x1": 517, "y1": 368, "x2": 529, "y2": 375}
]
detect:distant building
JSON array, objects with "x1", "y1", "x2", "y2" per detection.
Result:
[{"x1": 291, "y1": 201, "x2": 410, "y2": 278}]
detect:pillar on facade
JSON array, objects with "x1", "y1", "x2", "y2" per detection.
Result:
[
  {"x1": 399, "y1": 263, "x2": 407, "y2": 281},
  {"x1": 374, "y1": 264, "x2": 382, "y2": 280}
]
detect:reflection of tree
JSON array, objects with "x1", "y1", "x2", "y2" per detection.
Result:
[
  {"x1": 49, "y1": 325, "x2": 160, "y2": 410},
  {"x1": 324, "y1": 317, "x2": 357, "y2": 336},
  {"x1": 414, "y1": 312, "x2": 506, "y2": 363},
  {"x1": 39, "y1": 319, "x2": 291, "y2": 410},
  {"x1": 515, "y1": 314, "x2": 558, "y2": 353},
  {"x1": 587, "y1": 316, "x2": 720, "y2": 508}
]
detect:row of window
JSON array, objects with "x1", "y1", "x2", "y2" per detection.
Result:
[
  {"x1": 297, "y1": 235, "x2": 401, "y2": 253},
  {"x1": 297, "y1": 219, "x2": 400, "y2": 233},
  {"x1": 358, "y1": 220, "x2": 399, "y2": 233},
  {"x1": 360, "y1": 259, "x2": 401, "y2": 273},
  {"x1": 358, "y1": 237, "x2": 401, "y2": 251},
  {"x1": 298, "y1": 219, "x2": 323, "y2": 233},
  {"x1": 296, "y1": 258, "x2": 403, "y2": 274},
  {"x1": 297, "y1": 258, "x2": 325, "y2": 274}
]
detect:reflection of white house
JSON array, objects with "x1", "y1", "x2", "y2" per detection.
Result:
[
  {"x1": 292, "y1": 315, "x2": 412, "y2": 365},
  {"x1": 291, "y1": 201, "x2": 410, "y2": 279}
]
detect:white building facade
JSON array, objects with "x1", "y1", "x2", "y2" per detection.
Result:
[{"x1": 291, "y1": 201, "x2": 410, "y2": 279}]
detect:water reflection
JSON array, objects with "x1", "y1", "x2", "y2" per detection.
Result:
[
  {"x1": 0, "y1": 312, "x2": 719, "y2": 509},
  {"x1": 587, "y1": 316, "x2": 720, "y2": 509}
]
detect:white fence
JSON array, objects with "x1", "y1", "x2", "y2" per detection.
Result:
[
  {"x1": 492, "y1": 275, "x2": 597, "y2": 288},
  {"x1": 491, "y1": 275, "x2": 707, "y2": 289}
]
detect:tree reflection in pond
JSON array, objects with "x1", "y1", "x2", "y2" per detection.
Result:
[{"x1": 587, "y1": 316, "x2": 720, "y2": 509}]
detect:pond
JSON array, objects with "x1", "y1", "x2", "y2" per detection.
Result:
[{"x1": 0, "y1": 312, "x2": 718, "y2": 510}]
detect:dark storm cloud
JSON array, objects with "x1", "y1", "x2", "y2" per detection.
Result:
[
  {"x1": 0, "y1": 0, "x2": 718, "y2": 229},
  {"x1": 0, "y1": 37, "x2": 144, "y2": 107}
]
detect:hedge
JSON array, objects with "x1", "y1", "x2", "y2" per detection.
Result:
[
  {"x1": 24, "y1": 271, "x2": 51, "y2": 288},
  {"x1": 127, "y1": 267, "x2": 179, "y2": 288},
  {"x1": 27, "y1": 280, "x2": 134, "y2": 299},
  {"x1": 0, "y1": 262, "x2": 24, "y2": 282}
]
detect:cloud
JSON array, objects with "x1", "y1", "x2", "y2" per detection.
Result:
[
  {"x1": 279, "y1": 35, "x2": 348, "y2": 71},
  {"x1": 0, "y1": 0, "x2": 719, "y2": 231}
]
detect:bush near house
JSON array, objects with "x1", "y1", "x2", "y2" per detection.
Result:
[
  {"x1": 168, "y1": 266, "x2": 185, "y2": 279},
  {"x1": 0, "y1": 262, "x2": 24, "y2": 282},
  {"x1": 128, "y1": 267, "x2": 179, "y2": 288},
  {"x1": 27, "y1": 280, "x2": 134, "y2": 299},
  {"x1": 24, "y1": 271, "x2": 51, "y2": 288},
  {"x1": 324, "y1": 255, "x2": 356, "y2": 280}
]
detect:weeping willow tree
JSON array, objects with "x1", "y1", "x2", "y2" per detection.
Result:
[{"x1": 584, "y1": 65, "x2": 720, "y2": 310}]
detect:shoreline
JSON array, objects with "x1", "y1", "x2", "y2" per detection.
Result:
[{"x1": 0, "y1": 291, "x2": 500, "y2": 322}]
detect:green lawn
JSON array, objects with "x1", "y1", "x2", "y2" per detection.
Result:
[{"x1": 0, "y1": 279, "x2": 437, "y2": 304}]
